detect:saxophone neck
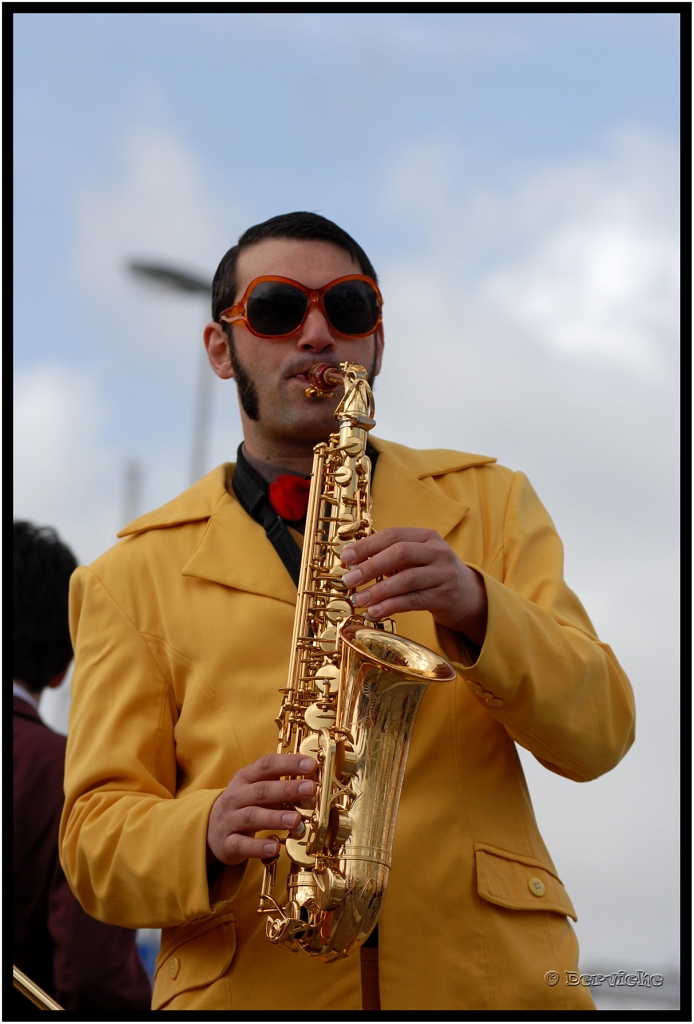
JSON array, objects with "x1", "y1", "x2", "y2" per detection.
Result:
[
  {"x1": 305, "y1": 362, "x2": 375, "y2": 432},
  {"x1": 335, "y1": 364, "x2": 375, "y2": 433}
]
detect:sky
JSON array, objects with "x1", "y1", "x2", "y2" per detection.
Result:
[{"x1": 14, "y1": 12, "x2": 680, "y2": 981}]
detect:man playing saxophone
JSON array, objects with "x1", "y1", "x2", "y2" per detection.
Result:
[{"x1": 60, "y1": 212, "x2": 634, "y2": 1011}]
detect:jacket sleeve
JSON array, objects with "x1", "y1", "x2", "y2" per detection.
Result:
[
  {"x1": 59, "y1": 566, "x2": 244, "y2": 929},
  {"x1": 48, "y1": 853, "x2": 152, "y2": 1013},
  {"x1": 439, "y1": 471, "x2": 635, "y2": 782}
]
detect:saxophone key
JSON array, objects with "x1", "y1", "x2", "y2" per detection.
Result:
[
  {"x1": 287, "y1": 819, "x2": 307, "y2": 839},
  {"x1": 325, "y1": 807, "x2": 352, "y2": 849},
  {"x1": 266, "y1": 913, "x2": 307, "y2": 945},
  {"x1": 314, "y1": 866, "x2": 348, "y2": 911},
  {"x1": 294, "y1": 805, "x2": 314, "y2": 819},
  {"x1": 287, "y1": 871, "x2": 318, "y2": 911},
  {"x1": 285, "y1": 836, "x2": 316, "y2": 868},
  {"x1": 304, "y1": 702, "x2": 336, "y2": 730},
  {"x1": 325, "y1": 599, "x2": 351, "y2": 624},
  {"x1": 318, "y1": 626, "x2": 337, "y2": 652},
  {"x1": 336, "y1": 516, "x2": 364, "y2": 539},
  {"x1": 314, "y1": 663, "x2": 340, "y2": 694},
  {"x1": 299, "y1": 734, "x2": 321, "y2": 759},
  {"x1": 340, "y1": 435, "x2": 363, "y2": 457},
  {"x1": 335, "y1": 740, "x2": 359, "y2": 778},
  {"x1": 333, "y1": 466, "x2": 353, "y2": 486},
  {"x1": 324, "y1": 565, "x2": 348, "y2": 588},
  {"x1": 330, "y1": 537, "x2": 350, "y2": 557}
]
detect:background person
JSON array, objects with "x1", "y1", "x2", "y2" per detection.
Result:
[
  {"x1": 60, "y1": 213, "x2": 635, "y2": 1011},
  {"x1": 13, "y1": 520, "x2": 151, "y2": 1015}
]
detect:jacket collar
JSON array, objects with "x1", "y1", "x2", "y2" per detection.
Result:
[
  {"x1": 117, "y1": 466, "x2": 227, "y2": 537},
  {"x1": 13, "y1": 694, "x2": 44, "y2": 724},
  {"x1": 118, "y1": 467, "x2": 299, "y2": 606},
  {"x1": 117, "y1": 438, "x2": 495, "y2": 605}
]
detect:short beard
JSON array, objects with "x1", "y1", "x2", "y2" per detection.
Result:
[
  {"x1": 226, "y1": 334, "x2": 260, "y2": 420},
  {"x1": 367, "y1": 350, "x2": 378, "y2": 390}
]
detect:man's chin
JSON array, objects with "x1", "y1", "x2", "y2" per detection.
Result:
[
  {"x1": 288, "y1": 415, "x2": 338, "y2": 442},
  {"x1": 254, "y1": 379, "x2": 343, "y2": 441}
]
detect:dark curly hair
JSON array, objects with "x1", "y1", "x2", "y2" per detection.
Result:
[
  {"x1": 211, "y1": 211, "x2": 378, "y2": 324},
  {"x1": 13, "y1": 521, "x2": 78, "y2": 692}
]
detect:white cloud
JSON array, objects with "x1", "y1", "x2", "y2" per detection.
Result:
[
  {"x1": 384, "y1": 129, "x2": 679, "y2": 373},
  {"x1": 13, "y1": 365, "x2": 119, "y2": 565},
  {"x1": 71, "y1": 123, "x2": 243, "y2": 371},
  {"x1": 74, "y1": 126, "x2": 228, "y2": 289},
  {"x1": 14, "y1": 365, "x2": 103, "y2": 505},
  {"x1": 483, "y1": 136, "x2": 679, "y2": 372},
  {"x1": 377, "y1": 129, "x2": 679, "y2": 503}
]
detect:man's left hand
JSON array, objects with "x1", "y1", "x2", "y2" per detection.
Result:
[{"x1": 341, "y1": 528, "x2": 488, "y2": 648}]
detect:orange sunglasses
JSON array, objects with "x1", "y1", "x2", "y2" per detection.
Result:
[{"x1": 219, "y1": 275, "x2": 383, "y2": 340}]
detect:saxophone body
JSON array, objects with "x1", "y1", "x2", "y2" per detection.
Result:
[{"x1": 258, "y1": 362, "x2": 455, "y2": 962}]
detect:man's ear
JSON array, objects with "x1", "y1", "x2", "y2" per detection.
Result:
[
  {"x1": 373, "y1": 325, "x2": 384, "y2": 378},
  {"x1": 47, "y1": 666, "x2": 69, "y2": 690},
  {"x1": 204, "y1": 323, "x2": 235, "y2": 380}
]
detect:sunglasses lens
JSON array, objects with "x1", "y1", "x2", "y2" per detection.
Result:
[
  {"x1": 324, "y1": 281, "x2": 380, "y2": 335},
  {"x1": 246, "y1": 282, "x2": 308, "y2": 336}
]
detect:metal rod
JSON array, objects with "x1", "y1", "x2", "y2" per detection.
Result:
[
  {"x1": 122, "y1": 458, "x2": 143, "y2": 527},
  {"x1": 13, "y1": 966, "x2": 64, "y2": 1010},
  {"x1": 124, "y1": 260, "x2": 213, "y2": 489},
  {"x1": 190, "y1": 343, "x2": 214, "y2": 484}
]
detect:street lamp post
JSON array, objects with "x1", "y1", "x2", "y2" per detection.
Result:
[{"x1": 127, "y1": 260, "x2": 213, "y2": 486}]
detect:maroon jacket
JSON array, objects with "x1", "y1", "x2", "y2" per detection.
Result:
[{"x1": 13, "y1": 696, "x2": 152, "y2": 1013}]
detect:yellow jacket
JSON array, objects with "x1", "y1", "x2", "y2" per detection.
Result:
[{"x1": 60, "y1": 439, "x2": 634, "y2": 1011}]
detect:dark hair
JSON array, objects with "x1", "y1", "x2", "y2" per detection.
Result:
[
  {"x1": 211, "y1": 212, "x2": 378, "y2": 323},
  {"x1": 13, "y1": 521, "x2": 78, "y2": 692}
]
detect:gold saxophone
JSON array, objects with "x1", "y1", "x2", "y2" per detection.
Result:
[{"x1": 257, "y1": 361, "x2": 455, "y2": 961}]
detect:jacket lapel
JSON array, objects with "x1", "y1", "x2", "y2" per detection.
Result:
[
  {"x1": 370, "y1": 438, "x2": 475, "y2": 539},
  {"x1": 119, "y1": 466, "x2": 298, "y2": 606},
  {"x1": 181, "y1": 488, "x2": 299, "y2": 606}
]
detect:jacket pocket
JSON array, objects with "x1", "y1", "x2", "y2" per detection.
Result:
[
  {"x1": 152, "y1": 913, "x2": 236, "y2": 1010},
  {"x1": 474, "y1": 843, "x2": 577, "y2": 921}
]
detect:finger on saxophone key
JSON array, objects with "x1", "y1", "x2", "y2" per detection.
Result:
[
  {"x1": 340, "y1": 545, "x2": 358, "y2": 565},
  {"x1": 342, "y1": 569, "x2": 363, "y2": 585},
  {"x1": 364, "y1": 605, "x2": 383, "y2": 620}
]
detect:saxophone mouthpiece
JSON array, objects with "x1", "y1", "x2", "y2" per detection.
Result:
[{"x1": 306, "y1": 363, "x2": 343, "y2": 399}]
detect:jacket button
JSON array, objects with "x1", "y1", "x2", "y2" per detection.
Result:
[
  {"x1": 475, "y1": 690, "x2": 495, "y2": 700},
  {"x1": 528, "y1": 876, "x2": 546, "y2": 897},
  {"x1": 485, "y1": 697, "x2": 504, "y2": 707},
  {"x1": 169, "y1": 957, "x2": 181, "y2": 979}
]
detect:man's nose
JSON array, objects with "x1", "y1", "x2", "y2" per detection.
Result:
[{"x1": 295, "y1": 304, "x2": 335, "y2": 352}]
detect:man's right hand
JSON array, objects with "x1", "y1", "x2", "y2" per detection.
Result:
[{"x1": 206, "y1": 754, "x2": 316, "y2": 866}]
